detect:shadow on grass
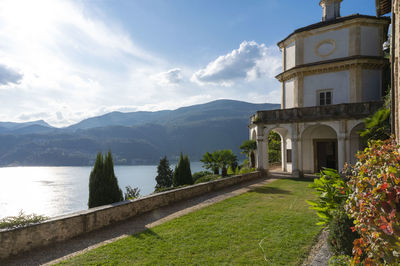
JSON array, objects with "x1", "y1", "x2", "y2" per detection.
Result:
[
  {"x1": 131, "y1": 229, "x2": 162, "y2": 240},
  {"x1": 283, "y1": 177, "x2": 316, "y2": 183},
  {"x1": 249, "y1": 186, "x2": 292, "y2": 195}
]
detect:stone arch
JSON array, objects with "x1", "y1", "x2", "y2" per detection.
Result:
[
  {"x1": 349, "y1": 122, "x2": 366, "y2": 165},
  {"x1": 265, "y1": 125, "x2": 291, "y2": 173},
  {"x1": 301, "y1": 124, "x2": 338, "y2": 173}
]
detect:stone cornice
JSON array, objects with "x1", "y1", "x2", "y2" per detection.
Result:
[
  {"x1": 251, "y1": 101, "x2": 383, "y2": 125},
  {"x1": 276, "y1": 56, "x2": 389, "y2": 82},
  {"x1": 278, "y1": 14, "x2": 390, "y2": 48}
]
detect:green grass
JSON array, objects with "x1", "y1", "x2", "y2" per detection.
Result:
[{"x1": 59, "y1": 178, "x2": 320, "y2": 265}]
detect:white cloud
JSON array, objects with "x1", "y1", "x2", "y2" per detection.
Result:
[
  {"x1": 0, "y1": 1, "x2": 282, "y2": 127},
  {"x1": 152, "y1": 68, "x2": 183, "y2": 86},
  {"x1": 191, "y1": 41, "x2": 281, "y2": 86},
  {"x1": 0, "y1": 64, "x2": 23, "y2": 86}
]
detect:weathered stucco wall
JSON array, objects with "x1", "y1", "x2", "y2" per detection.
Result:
[
  {"x1": 284, "y1": 78, "x2": 295, "y2": 108},
  {"x1": 303, "y1": 27, "x2": 349, "y2": 64},
  {"x1": 303, "y1": 71, "x2": 350, "y2": 106},
  {"x1": 0, "y1": 171, "x2": 262, "y2": 260},
  {"x1": 361, "y1": 69, "x2": 382, "y2": 101},
  {"x1": 360, "y1": 26, "x2": 380, "y2": 56},
  {"x1": 285, "y1": 42, "x2": 296, "y2": 70}
]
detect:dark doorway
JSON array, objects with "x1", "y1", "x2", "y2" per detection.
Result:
[{"x1": 314, "y1": 140, "x2": 337, "y2": 172}]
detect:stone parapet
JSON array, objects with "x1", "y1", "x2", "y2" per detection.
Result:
[
  {"x1": 251, "y1": 101, "x2": 383, "y2": 125},
  {"x1": 0, "y1": 171, "x2": 262, "y2": 260}
]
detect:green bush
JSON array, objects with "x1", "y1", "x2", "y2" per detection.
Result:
[
  {"x1": 173, "y1": 153, "x2": 193, "y2": 186},
  {"x1": 328, "y1": 255, "x2": 351, "y2": 266},
  {"x1": 88, "y1": 151, "x2": 123, "y2": 208},
  {"x1": 328, "y1": 205, "x2": 359, "y2": 256},
  {"x1": 192, "y1": 171, "x2": 212, "y2": 182},
  {"x1": 238, "y1": 167, "x2": 255, "y2": 174},
  {"x1": 155, "y1": 156, "x2": 173, "y2": 189},
  {"x1": 0, "y1": 210, "x2": 48, "y2": 230},
  {"x1": 306, "y1": 168, "x2": 350, "y2": 226},
  {"x1": 194, "y1": 174, "x2": 221, "y2": 184}
]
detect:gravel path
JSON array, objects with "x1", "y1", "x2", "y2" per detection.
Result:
[{"x1": 2, "y1": 177, "x2": 276, "y2": 266}]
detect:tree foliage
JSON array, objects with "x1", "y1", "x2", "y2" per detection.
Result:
[
  {"x1": 155, "y1": 156, "x2": 173, "y2": 189},
  {"x1": 124, "y1": 186, "x2": 141, "y2": 200},
  {"x1": 200, "y1": 151, "x2": 220, "y2": 174},
  {"x1": 360, "y1": 92, "x2": 391, "y2": 142},
  {"x1": 200, "y1": 149, "x2": 238, "y2": 177},
  {"x1": 173, "y1": 153, "x2": 193, "y2": 186},
  {"x1": 240, "y1": 140, "x2": 257, "y2": 156},
  {"x1": 88, "y1": 151, "x2": 123, "y2": 208},
  {"x1": 268, "y1": 131, "x2": 281, "y2": 163}
]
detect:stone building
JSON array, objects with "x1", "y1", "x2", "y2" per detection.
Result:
[
  {"x1": 249, "y1": 0, "x2": 390, "y2": 176},
  {"x1": 376, "y1": 0, "x2": 400, "y2": 143}
]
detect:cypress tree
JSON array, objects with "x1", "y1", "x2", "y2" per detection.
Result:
[
  {"x1": 173, "y1": 153, "x2": 193, "y2": 186},
  {"x1": 88, "y1": 151, "x2": 123, "y2": 208},
  {"x1": 155, "y1": 156, "x2": 173, "y2": 189}
]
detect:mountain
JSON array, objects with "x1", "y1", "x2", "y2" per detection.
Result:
[
  {"x1": 0, "y1": 100, "x2": 279, "y2": 166},
  {"x1": 67, "y1": 100, "x2": 278, "y2": 130},
  {"x1": 0, "y1": 120, "x2": 54, "y2": 134}
]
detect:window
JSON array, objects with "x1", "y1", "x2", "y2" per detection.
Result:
[{"x1": 318, "y1": 90, "x2": 332, "y2": 106}]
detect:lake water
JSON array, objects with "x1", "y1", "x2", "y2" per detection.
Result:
[{"x1": 0, "y1": 162, "x2": 204, "y2": 219}]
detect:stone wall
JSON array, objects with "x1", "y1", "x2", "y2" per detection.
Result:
[
  {"x1": 0, "y1": 171, "x2": 262, "y2": 260},
  {"x1": 395, "y1": 0, "x2": 400, "y2": 144}
]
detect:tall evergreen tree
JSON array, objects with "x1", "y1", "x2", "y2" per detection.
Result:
[
  {"x1": 155, "y1": 156, "x2": 173, "y2": 189},
  {"x1": 88, "y1": 151, "x2": 123, "y2": 208},
  {"x1": 173, "y1": 153, "x2": 193, "y2": 186}
]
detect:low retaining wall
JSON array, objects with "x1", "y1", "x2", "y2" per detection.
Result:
[{"x1": 0, "y1": 171, "x2": 262, "y2": 259}]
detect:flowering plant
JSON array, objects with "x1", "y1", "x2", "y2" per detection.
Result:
[{"x1": 345, "y1": 138, "x2": 400, "y2": 265}]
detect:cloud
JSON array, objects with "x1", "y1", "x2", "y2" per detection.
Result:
[
  {"x1": 191, "y1": 41, "x2": 281, "y2": 86},
  {"x1": 0, "y1": 64, "x2": 23, "y2": 86},
  {"x1": 153, "y1": 68, "x2": 183, "y2": 86}
]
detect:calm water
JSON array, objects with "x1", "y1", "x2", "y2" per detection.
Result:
[{"x1": 0, "y1": 162, "x2": 204, "y2": 219}]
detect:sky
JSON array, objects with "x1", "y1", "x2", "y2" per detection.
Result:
[{"x1": 0, "y1": 0, "x2": 380, "y2": 127}]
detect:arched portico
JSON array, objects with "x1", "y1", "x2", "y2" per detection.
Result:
[
  {"x1": 301, "y1": 124, "x2": 338, "y2": 173},
  {"x1": 349, "y1": 123, "x2": 366, "y2": 165}
]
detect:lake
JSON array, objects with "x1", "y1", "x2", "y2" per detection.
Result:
[{"x1": 0, "y1": 162, "x2": 205, "y2": 219}]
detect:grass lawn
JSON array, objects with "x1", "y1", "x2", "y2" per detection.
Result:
[{"x1": 59, "y1": 178, "x2": 320, "y2": 265}]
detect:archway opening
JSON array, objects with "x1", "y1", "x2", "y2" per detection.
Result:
[
  {"x1": 301, "y1": 124, "x2": 338, "y2": 173},
  {"x1": 349, "y1": 123, "x2": 366, "y2": 165},
  {"x1": 268, "y1": 131, "x2": 281, "y2": 171}
]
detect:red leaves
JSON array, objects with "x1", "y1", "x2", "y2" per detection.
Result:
[{"x1": 346, "y1": 138, "x2": 400, "y2": 264}]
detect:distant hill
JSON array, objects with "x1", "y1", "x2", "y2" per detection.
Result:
[{"x1": 0, "y1": 100, "x2": 279, "y2": 166}]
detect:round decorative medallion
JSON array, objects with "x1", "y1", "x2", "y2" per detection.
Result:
[{"x1": 315, "y1": 39, "x2": 337, "y2": 58}]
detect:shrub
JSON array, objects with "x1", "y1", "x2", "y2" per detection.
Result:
[
  {"x1": 88, "y1": 151, "x2": 123, "y2": 208},
  {"x1": 328, "y1": 255, "x2": 351, "y2": 266},
  {"x1": 194, "y1": 174, "x2": 221, "y2": 184},
  {"x1": 192, "y1": 171, "x2": 212, "y2": 182},
  {"x1": 124, "y1": 186, "x2": 141, "y2": 200},
  {"x1": 328, "y1": 204, "x2": 359, "y2": 256},
  {"x1": 173, "y1": 153, "x2": 193, "y2": 186},
  {"x1": 0, "y1": 210, "x2": 48, "y2": 230},
  {"x1": 238, "y1": 167, "x2": 255, "y2": 174},
  {"x1": 306, "y1": 168, "x2": 350, "y2": 226},
  {"x1": 345, "y1": 138, "x2": 400, "y2": 265},
  {"x1": 155, "y1": 156, "x2": 173, "y2": 189}
]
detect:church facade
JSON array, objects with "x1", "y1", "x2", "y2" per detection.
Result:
[{"x1": 249, "y1": 0, "x2": 390, "y2": 176}]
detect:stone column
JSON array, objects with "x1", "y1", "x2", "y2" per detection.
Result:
[
  {"x1": 291, "y1": 137, "x2": 300, "y2": 176},
  {"x1": 281, "y1": 136, "x2": 287, "y2": 172},
  {"x1": 256, "y1": 130, "x2": 268, "y2": 174},
  {"x1": 337, "y1": 134, "x2": 346, "y2": 173}
]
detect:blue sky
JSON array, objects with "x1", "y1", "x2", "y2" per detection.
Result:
[{"x1": 0, "y1": 0, "x2": 380, "y2": 126}]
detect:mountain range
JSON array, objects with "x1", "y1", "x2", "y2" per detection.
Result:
[{"x1": 0, "y1": 100, "x2": 279, "y2": 166}]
